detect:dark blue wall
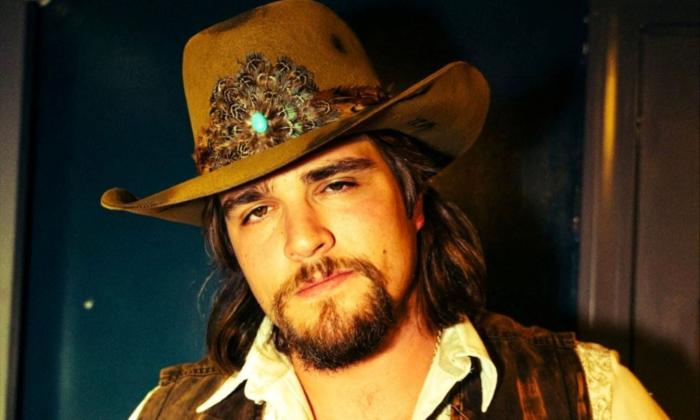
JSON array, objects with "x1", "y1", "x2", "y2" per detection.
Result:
[{"x1": 19, "y1": 0, "x2": 586, "y2": 418}]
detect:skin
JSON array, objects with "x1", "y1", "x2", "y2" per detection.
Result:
[{"x1": 221, "y1": 135, "x2": 437, "y2": 419}]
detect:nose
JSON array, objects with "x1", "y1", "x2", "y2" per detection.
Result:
[{"x1": 283, "y1": 200, "x2": 334, "y2": 261}]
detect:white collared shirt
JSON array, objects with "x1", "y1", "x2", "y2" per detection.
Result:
[{"x1": 194, "y1": 317, "x2": 496, "y2": 420}]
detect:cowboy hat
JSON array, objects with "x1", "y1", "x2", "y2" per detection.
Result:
[{"x1": 100, "y1": 0, "x2": 490, "y2": 226}]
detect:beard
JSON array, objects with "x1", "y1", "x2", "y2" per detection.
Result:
[{"x1": 271, "y1": 256, "x2": 396, "y2": 371}]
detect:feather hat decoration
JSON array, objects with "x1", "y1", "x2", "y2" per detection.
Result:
[{"x1": 196, "y1": 53, "x2": 386, "y2": 173}]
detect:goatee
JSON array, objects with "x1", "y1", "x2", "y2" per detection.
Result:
[{"x1": 272, "y1": 256, "x2": 395, "y2": 370}]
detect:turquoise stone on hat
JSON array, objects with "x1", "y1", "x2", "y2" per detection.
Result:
[{"x1": 250, "y1": 112, "x2": 268, "y2": 133}]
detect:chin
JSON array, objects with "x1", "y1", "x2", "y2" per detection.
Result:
[{"x1": 276, "y1": 281, "x2": 395, "y2": 370}]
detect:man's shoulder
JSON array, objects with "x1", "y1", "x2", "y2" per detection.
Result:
[
  {"x1": 130, "y1": 358, "x2": 242, "y2": 420},
  {"x1": 464, "y1": 312, "x2": 597, "y2": 419}
]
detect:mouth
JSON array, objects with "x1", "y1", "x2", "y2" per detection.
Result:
[{"x1": 295, "y1": 270, "x2": 354, "y2": 297}]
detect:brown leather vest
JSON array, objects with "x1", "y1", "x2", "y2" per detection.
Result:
[{"x1": 137, "y1": 312, "x2": 592, "y2": 419}]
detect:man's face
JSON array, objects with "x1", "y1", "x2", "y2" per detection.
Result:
[{"x1": 220, "y1": 135, "x2": 424, "y2": 369}]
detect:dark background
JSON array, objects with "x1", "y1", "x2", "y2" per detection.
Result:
[{"x1": 18, "y1": 0, "x2": 586, "y2": 418}]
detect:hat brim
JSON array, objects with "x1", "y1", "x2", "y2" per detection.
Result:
[{"x1": 101, "y1": 61, "x2": 489, "y2": 226}]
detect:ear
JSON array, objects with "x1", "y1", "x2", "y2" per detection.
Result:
[{"x1": 412, "y1": 195, "x2": 425, "y2": 232}]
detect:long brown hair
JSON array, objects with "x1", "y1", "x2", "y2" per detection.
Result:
[{"x1": 202, "y1": 130, "x2": 486, "y2": 373}]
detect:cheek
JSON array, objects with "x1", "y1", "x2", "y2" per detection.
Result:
[
  {"x1": 226, "y1": 225, "x2": 282, "y2": 313},
  {"x1": 334, "y1": 196, "x2": 417, "y2": 283}
]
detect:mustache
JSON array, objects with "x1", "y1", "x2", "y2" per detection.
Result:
[
  {"x1": 295, "y1": 256, "x2": 384, "y2": 287},
  {"x1": 273, "y1": 256, "x2": 385, "y2": 304}
]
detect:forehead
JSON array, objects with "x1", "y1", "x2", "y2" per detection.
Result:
[
  {"x1": 223, "y1": 134, "x2": 384, "y2": 194},
  {"x1": 279, "y1": 134, "x2": 381, "y2": 174}
]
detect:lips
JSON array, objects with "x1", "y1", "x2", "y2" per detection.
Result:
[{"x1": 295, "y1": 270, "x2": 353, "y2": 297}]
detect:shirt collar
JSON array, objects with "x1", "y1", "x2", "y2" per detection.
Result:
[
  {"x1": 196, "y1": 318, "x2": 311, "y2": 415},
  {"x1": 438, "y1": 317, "x2": 498, "y2": 412},
  {"x1": 197, "y1": 316, "x2": 498, "y2": 415}
]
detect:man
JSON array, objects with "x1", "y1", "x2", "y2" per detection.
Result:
[{"x1": 102, "y1": 0, "x2": 667, "y2": 418}]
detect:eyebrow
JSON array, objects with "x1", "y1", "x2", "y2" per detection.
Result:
[
  {"x1": 221, "y1": 157, "x2": 375, "y2": 213},
  {"x1": 301, "y1": 157, "x2": 375, "y2": 184},
  {"x1": 220, "y1": 182, "x2": 271, "y2": 212}
]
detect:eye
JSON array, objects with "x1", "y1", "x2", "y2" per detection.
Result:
[
  {"x1": 242, "y1": 205, "x2": 269, "y2": 224},
  {"x1": 323, "y1": 180, "x2": 357, "y2": 193}
]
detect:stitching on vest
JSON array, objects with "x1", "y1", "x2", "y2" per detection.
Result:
[
  {"x1": 181, "y1": 365, "x2": 220, "y2": 376},
  {"x1": 530, "y1": 332, "x2": 576, "y2": 348},
  {"x1": 159, "y1": 366, "x2": 182, "y2": 386},
  {"x1": 483, "y1": 323, "x2": 576, "y2": 348},
  {"x1": 159, "y1": 361, "x2": 223, "y2": 386},
  {"x1": 487, "y1": 333, "x2": 576, "y2": 347},
  {"x1": 476, "y1": 313, "x2": 576, "y2": 348}
]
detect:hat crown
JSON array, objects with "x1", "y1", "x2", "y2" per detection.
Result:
[{"x1": 183, "y1": 0, "x2": 380, "y2": 166}]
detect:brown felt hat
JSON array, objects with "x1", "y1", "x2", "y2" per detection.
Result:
[{"x1": 101, "y1": 0, "x2": 490, "y2": 226}]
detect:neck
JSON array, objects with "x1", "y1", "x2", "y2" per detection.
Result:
[{"x1": 290, "y1": 300, "x2": 438, "y2": 420}]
